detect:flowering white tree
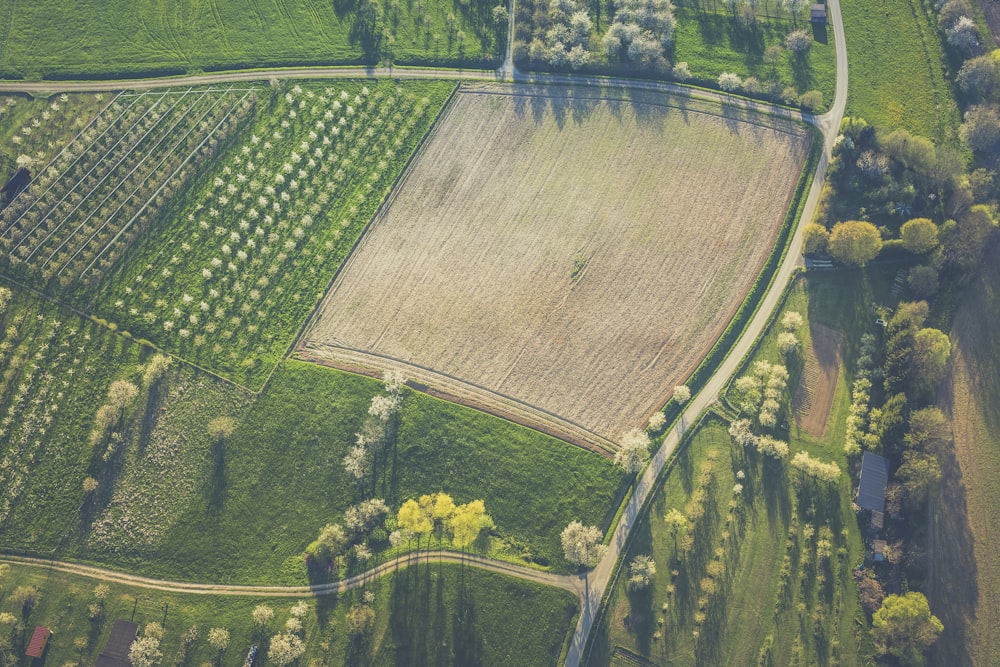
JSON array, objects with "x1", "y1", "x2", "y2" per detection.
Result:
[
  {"x1": 561, "y1": 520, "x2": 606, "y2": 567},
  {"x1": 718, "y1": 72, "x2": 743, "y2": 92},
  {"x1": 128, "y1": 636, "x2": 162, "y2": 667},
  {"x1": 615, "y1": 428, "x2": 651, "y2": 475},
  {"x1": 627, "y1": 554, "x2": 656, "y2": 590},
  {"x1": 673, "y1": 385, "x2": 691, "y2": 404},
  {"x1": 267, "y1": 633, "x2": 305, "y2": 665},
  {"x1": 207, "y1": 628, "x2": 230, "y2": 652}
]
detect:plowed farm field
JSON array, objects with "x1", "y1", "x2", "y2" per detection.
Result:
[{"x1": 303, "y1": 85, "x2": 811, "y2": 446}]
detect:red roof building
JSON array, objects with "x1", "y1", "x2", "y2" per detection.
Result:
[{"x1": 26, "y1": 626, "x2": 51, "y2": 659}]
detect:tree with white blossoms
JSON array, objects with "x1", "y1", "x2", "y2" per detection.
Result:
[
  {"x1": 728, "y1": 418, "x2": 758, "y2": 449},
  {"x1": 343, "y1": 498, "x2": 389, "y2": 534},
  {"x1": 756, "y1": 435, "x2": 790, "y2": 459},
  {"x1": 647, "y1": 411, "x2": 666, "y2": 432},
  {"x1": 627, "y1": 554, "x2": 656, "y2": 590},
  {"x1": 615, "y1": 428, "x2": 651, "y2": 476},
  {"x1": 785, "y1": 28, "x2": 812, "y2": 53},
  {"x1": 777, "y1": 331, "x2": 800, "y2": 356},
  {"x1": 781, "y1": 311, "x2": 803, "y2": 332},
  {"x1": 664, "y1": 508, "x2": 687, "y2": 546},
  {"x1": 791, "y1": 451, "x2": 841, "y2": 483},
  {"x1": 673, "y1": 385, "x2": 691, "y2": 404},
  {"x1": 252, "y1": 604, "x2": 274, "y2": 628},
  {"x1": 603, "y1": 0, "x2": 677, "y2": 68},
  {"x1": 267, "y1": 633, "x2": 305, "y2": 666},
  {"x1": 128, "y1": 636, "x2": 162, "y2": 667},
  {"x1": 561, "y1": 520, "x2": 606, "y2": 567},
  {"x1": 718, "y1": 72, "x2": 743, "y2": 92},
  {"x1": 206, "y1": 628, "x2": 230, "y2": 652}
]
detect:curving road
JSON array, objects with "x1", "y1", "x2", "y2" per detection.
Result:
[
  {"x1": 0, "y1": 551, "x2": 584, "y2": 599},
  {"x1": 0, "y1": 1, "x2": 847, "y2": 663},
  {"x1": 563, "y1": 0, "x2": 848, "y2": 663}
]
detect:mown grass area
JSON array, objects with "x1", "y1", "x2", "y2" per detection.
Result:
[
  {"x1": 0, "y1": 307, "x2": 622, "y2": 585},
  {"x1": 82, "y1": 80, "x2": 454, "y2": 390},
  {"x1": 0, "y1": 561, "x2": 577, "y2": 667},
  {"x1": 841, "y1": 0, "x2": 960, "y2": 141},
  {"x1": 0, "y1": 0, "x2": 500, "y2": 79},
  {"x1": 671, "y1": 8, "x2": 837, "y2": 105},
  {"x1": 582, "y1": 268, "x2": 911, "y2": 666}
]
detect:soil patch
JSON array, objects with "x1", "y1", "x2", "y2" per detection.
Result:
[{"x1": 793, "y1": 323, "x2": 844, "y2": 438}]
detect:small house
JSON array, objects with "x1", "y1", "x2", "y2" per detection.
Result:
[
  {"x1": 25, "y1": 626, "x2": 50, "y2": 659},
  {"x1": 95, "y1": 620, "x2": 138, "y2": 667},
  {"x1": 811, "y1": 3, "x2": 828, "y2": 24}
]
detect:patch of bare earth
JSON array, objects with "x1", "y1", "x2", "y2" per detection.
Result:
[
  {"x1": 303, "y1": 85, "x2": 810, "y2": 447},
  {"x1": 793, "y1": 323, "x2": 844, "y2": 438}
]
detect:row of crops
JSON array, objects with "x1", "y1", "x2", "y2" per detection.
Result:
[
  {"x1": 92, "y1": 81, "x2": 454, "y2": 387},
  {"x1": 0, "y1": 286, "x2": 139, "y2": 534},
  {"x1": 0, "y1": 87, "x2": 257, "y2": 287},
  {"x1": 0, "y1": 80, "x2": 454, "y2": 389}
]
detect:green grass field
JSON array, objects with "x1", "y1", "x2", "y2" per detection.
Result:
[
  {"x1": 0, "y1": 561, "x2": 578, "y2": 667},
  {"x1": 841, "y1": 0, "x2": 960, "y2": 141},
  {"x1": 0, "y1": 0, "x2": 500, "y2": 78},
  {"x1": 0, "y1": 286, "x2": 622, "y2": 584},
  {"x1": 581, "y1": 269, "x2": 905, "y2": 666}
]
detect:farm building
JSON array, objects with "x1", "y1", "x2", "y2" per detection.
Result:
[
  {"x1": 811, "y1": 3, "x2": 827, "y2": 23},
  {"x1": 25, "y1": 626, "x2": 50, "y2": 659},
  {"x1": 95, "y1": 620, "x2": 138, "y2": 667},
  {"x1": 854, "y1": 452, "x2": 889, "y2": 530}
]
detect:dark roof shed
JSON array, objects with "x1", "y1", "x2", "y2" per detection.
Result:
[{"x1": 857, "y1": 451, "x2": 889, "y2": 513}]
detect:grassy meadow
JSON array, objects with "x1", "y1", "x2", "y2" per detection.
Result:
[
  {"x1": 840, "y1": 0, "x2": 960, "y2": 141},
  {"x1": 0, "y1": 286, "x2": 622, "y2": 585},
  {"x1": 0, "y1": 0, "x2": 501, "y2": 78},
  {"x1": 581, "y1": 268, "x2": 915, "y2": 666},
  {"x1": 0, "y1": 561, "x2": 578, "y2": 667}
]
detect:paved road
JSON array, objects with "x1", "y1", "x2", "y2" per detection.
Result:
[
  {"x1": 0, "y1": 552, "x2": 584, "y2": 599},
  {"x1": 562, "y1": 0, "x2": 848, "y2": 664}
]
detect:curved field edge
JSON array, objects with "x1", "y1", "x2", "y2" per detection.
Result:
[
  {"x1": 0, "y1": 560, "x2": 578, "y2": 667},
  {"x1": 0, "y1": 294, "x2": 624, "y2": 586},
  {"x1": 303, "y1": 85, "x2": 817, "y2": 446}
]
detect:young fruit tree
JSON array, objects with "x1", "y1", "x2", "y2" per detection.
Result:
[{"x1": 561, "y1": 521, "x2": 606, "y2": 567}]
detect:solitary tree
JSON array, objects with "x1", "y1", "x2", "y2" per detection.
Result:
[
  {"x1": 627, "y1": 554, "x2": 656, "y2": 590},
  {"x1": 785, "y1": 29, "x2": 812, "y2": 53},
  {"x1": 900, "y1": 218, "x2": 939, "y2": 254},
  {"x1": 251, "y1": 604, "x2": 274, "y2": 629},
  {"x1": 206, "y1": 628, "x2": 230, "y2": 653},
  {"x1": 615, "y1": 428, "x2": 651, "y2": 476},
  {"x1": 828, "y1": 220, "x2": 882, "y2": 266},
  {"x1": 267, "y1": 633, "x2": 305, "y2": 666},
  {"x1": 872, "y1": 592, "x2": 943, "y2": 665},
  {"x1": 664, "y1": 508, "x2": 688, "y2": 546},
  {"x1": 207, "y1": 416, "x2": 237, "y2": 441},
  {"x1": 561, "y1": 521, "x2": 606, "y2": 567},
  {"x1": 128, "y1": 636, "x2": 162, "y2": 667},
  {"x1": 673, "y1": 385, "x2": 691, "y2": 404}
]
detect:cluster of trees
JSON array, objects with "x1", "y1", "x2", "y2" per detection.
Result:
[
  {"x1": 730, "y1": 359, "x2": 790, "y2": 427},
  {"x1": 396, "y1": 492, "x2": 495, "y2": 551},
  {"x1": 342, "y1": 370, "x2": 405, "y2": 492},
  {"x1": 602, "y1": 0, "x2": 677, "y2": 68},
  {"x1": 526, "y1": 0, "x2": 593, "y2": 69}
]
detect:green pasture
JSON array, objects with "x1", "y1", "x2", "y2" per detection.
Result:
[
  {"x1": 841, "y1": 0, "x2": 959, "y2": 141},
  {"x1": 0, "y1": 287, "x2": 622, "y2": 585},
  {"x1": 0, "y1": 561, "x2": 577, "y2": 667},
  {"x1": 0, "y1": 0, "x2": 500, "y2": 79}
]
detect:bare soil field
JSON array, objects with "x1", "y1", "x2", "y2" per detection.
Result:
[
  {"x1": 303, "y1": 84, "x2": 811, "y2": 445},
  {"x1": 928, "y1": 248, "x2": 1000, "y2": 667},
  {"x1": 793, "y1": 323, "x2": 844, "y2": 437}
]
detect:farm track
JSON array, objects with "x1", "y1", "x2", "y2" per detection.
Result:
[
  {"x1": 0, "y1": 0, "x2": 847, "y2": 661},
  {"x1": 0, "y1": 552, "x2": 585, "y2": 599}
]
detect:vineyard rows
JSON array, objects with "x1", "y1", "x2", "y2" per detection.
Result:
[
  {"x1": 0, "y1": 87, "x2": 257, "y2": 287},
  {"x1": 94, "y1": 81, "x2": 453, "y2": 387}
]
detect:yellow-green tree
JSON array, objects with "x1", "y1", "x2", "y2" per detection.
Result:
[
  {"x1": 900, "y1": 218, "x2": 939, "y2": 254},
  {"x1": 872, "y1": 592, "x2": 943, "y2": 665},
  {"x1": 450, "y1": 500, "x2": 495, "y2": 551},
  {"x1": 829, "y1": 220, "x2": 882, "y2": 266},
  {"x1": 397, "y1": 498, "x2": 433, "y2": 546}
]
